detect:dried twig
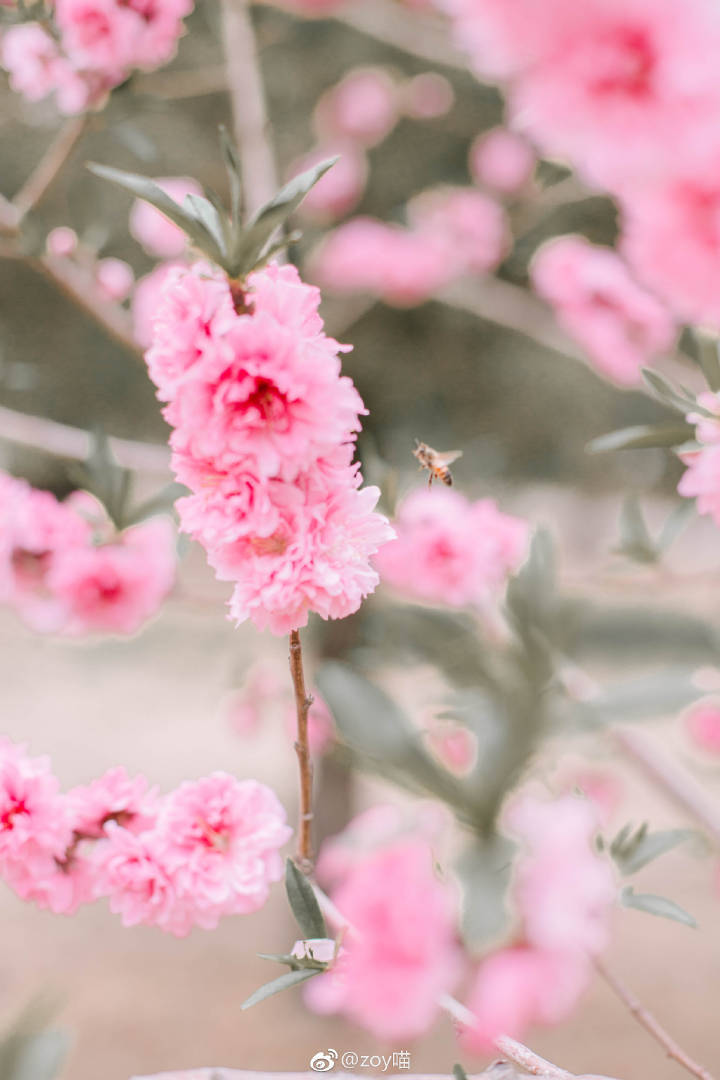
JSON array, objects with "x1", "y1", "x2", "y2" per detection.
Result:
[{"x1": 595, "y1": 957, "x2": 716, "y2": 1080}]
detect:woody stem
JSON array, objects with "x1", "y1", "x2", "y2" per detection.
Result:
[{"x1": 289, "y1": 629, "x2": 314, "y2": 870}]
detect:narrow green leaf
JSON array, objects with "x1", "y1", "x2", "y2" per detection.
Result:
[
  {"x1": 614, "y1": 828, "x2": 700, "y2": 876},
  {"x1": 657, "y1": 501, "x2": 695, "y2": 553},
  {"x1": 285, "y1": 859, "x2": 327, "y2": 940},
  {"x1": 617, "y1": 496, "x2": 656, "y2": 563},
  {"x1": 695, "y1": 331, "x2": 720, "y2": 392},
  {"x1": 641, "y1": 368, "x2": 704, "y2": 416},
  {"x1": 184, "y1": 193, "x2": 227, "y2": 257},
  {"x1": 232, "y1": 157, "x2": 338, "y2": 275},
  {"x1": 453, "y1": 1066, "x2": 469, "y2": 1080},
  {"x1": 620, "y1": 885, "x2": 697, "y2": 927},
  {"x1": 240, "y1": 968, "x2": 319, "y2": 1011},
  {"x1": 219, "y1": 125, "x2": 243, "y2": 227},
  {"x1": 587, "y1": 423, "x2": 693, "y2": 454},
  {"x1": 87, "y1": 163, "x2": 224, "y2": 263}
]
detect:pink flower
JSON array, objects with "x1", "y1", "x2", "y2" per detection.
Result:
[
  {"x1": 469, "y1": 128, "x2": 536, "y2": 195},
  {"x1": 426, "y1": 720, "x2": 477, "y2": 775},
  {"x1": 531, "y1": 236, "x2": 675, "y2": 386},
  {"x1": 46, "y1": 515, "x2": 176, "y2": 635},
  {"x1": 46, "y1": 227, "x2": 78, "y2": 258},
  {"x1": 66, "y1": 767, "x2": 158, "y2": 838},
  {"x1": 311, "y1": 218, "x2": 456, "y2": 307},
  {"x1": 55, "y1": 0, "x2": 140, "y2": 74},
  {"x1": 129, "y1": 177, "x2": 203, "y2": 258},
  {"x1": 684, "y1": 701, "x2": 720, "y2": 753},
  {"x1": 96, "y1": 256, "x2": 134, "y2": 302},
  {"x1": 314, "y1": 68, "x2": 398, "y2": 148},
  {"x1": 687, "y1": 391, "x2": 720, "y2": 446},
  {"x1": 146, "y1": 261, "x2": 392, "y2": 634},
  {"x1": 305, "y1": 841, "x2": 461, "y2": 1040},
  {"x1": 408, "y1": 187, "x2": 509, "y2": 277},
  {"x1": 377, "y1": 487, "x2": 528, "y2": 609},
  {"x1": 0, "y1": 740, "x2": 71, "y2": 871},
  {"x1": 506, "y1": 794, "x2": 616, "y2": 957},
  {"x1": 620, "y1": 153, "x2": 720, "y2": 328},
  {"x1": 1, "y1": 23, "x2": 67, "y2": 103},
  {"x1": 678, "y1": 446, "x2": 720, "y2": 525},
  {"x1": 154, "y1": 773, "x2": 291, "y2": 922},
  {"x1": 460, "y1": 946, "x2": 591, "y2": 1054},
  {"x1": 289, "y1": 143, "x2": 368, "y2": 223},
  {"x1": 97, "y1": 827, "x2": 187, "y2": 932}
]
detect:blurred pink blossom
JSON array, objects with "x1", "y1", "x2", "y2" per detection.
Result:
[
  {"x1": 314, "y1": 67, "x2": 398, "y2": 147},
  {"x1": 132, "y1": 262, "x2": 181, "y2": 348},
  {"x1": 46, "y1": 227, "x2": 79, "y2": 258},
  {"x1": 129, "y1": 177, "x2": 203, "y2": 258},
  {"x1": 408, "y1": 187, "x2": 508, "y2": 276},
  {"x1": 678, "y1": 446, "x2": 720, "y2": 525},
  {"x1": 306, "y1": 841, "x2": 461, "y2": 1039},
  {"x1": 96, "y1": 256, "x2": 134, "y2": 302},
  {"x1": 469, "y1": 128, "x2": 536, "y2": 195},
  {"x1": 684, "y1": 701, "x2": 720, "y2": 753},
  {"x1": 531, "y1": 236, "x2": 675, "y2": 386},
  {"x1": 376, "y1": 487, "x2": 528, "y2": 609},
  {"x1": 402, "y1": 72, "x2": 454, "y2": 120}
]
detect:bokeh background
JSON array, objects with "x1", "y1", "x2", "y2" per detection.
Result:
[{"x1": 0, "y1": 3, "x2": 718, "y2": 1080}]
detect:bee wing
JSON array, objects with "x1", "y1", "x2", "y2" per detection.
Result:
[{"x1": 435, "y1": 450, "x2": 463, "y2": 466}]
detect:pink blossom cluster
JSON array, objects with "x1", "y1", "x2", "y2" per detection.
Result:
[
  {"x1": 1, "y1": 0, "x2": 194, "y2": 115},
  {"x1": 0, "y1": 737, "x2": 291, "y2": 935},
  {"x1": 678, "y1": 391, "x2": 720, "y2": 525},
  {"x1": 469, "y1": 127, "x2": 536, "y2": 196},
  {"x1": 0, "y1": 471, "x2": 176, "y2": 635},
  {"x1": 375, "y1": 487, "x2": 528, "y2": 609},
  {"x1": 460, "y1": 794, "x2": 616, "y2": 1053},
  {"x1": 307, "y1": 824, "x2": 461, "y2": 1039},
  {"x1": 312, "y1": 187, "x2": 508, "y2": 306},
  {"x1": 144, "y1": 261, "x2": 393, "y2": 634},
  {"x1": 530, "y1": 236, "x2": 676, "y2": 386},
  {"x1": 443, "y1": 0, "x2": 720, "y2": 329}
]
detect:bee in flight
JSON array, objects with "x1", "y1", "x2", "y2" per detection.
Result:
[{"x1": 412, "y1": 441, "x2": 463, "y2": 488}]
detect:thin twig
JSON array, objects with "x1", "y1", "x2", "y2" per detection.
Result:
[
  {"x1": 0, "y1": 404, "x2": 170, "y2": 474},
  {"x1": 289, "y1": 629, "x2": 314, "y2": 870},
  {"x1": 132, "y1": 64, "x2": 227, "y2": 100},
  {"x1": 12, "y1": 115, "x2": 88, "y2": 222},
  {"x1": 220, "y1": 0, "x2": 278, "y2": 215},
  {"x1": 594, "y1": 957, "x2": 716, "y2": 1080},
  {"x1": 494, "y1": 1037, "x2": 574, "y2": 1079},
  {"x1": 613, "y1": 727, "x2": 720, "y2": 848}
]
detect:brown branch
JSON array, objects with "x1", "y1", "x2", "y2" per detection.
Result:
[
  {"x1": 494, "y1": 1038, "x2": 574, "y2": 1079},
  {"x1": 132, "y1": 64, "x2": 227, "y2": 100},
  {"x1": 594, "y1": 958, "x2": 716, "y2": 1080},
  {"x1": 613, "y1": 726, "x2": 720, "y2": 848},
  {"x1": 220, "y1": 0, "x2": 278, "y2": 216},
  {"x1": 289, "y1": 629, "x2": 314, "y2": 871},
  {"x1": 0, "y1": 404, "x2": 170, "y2": 474},
  {"x1": 12, "y1": 115, "x2": 88, "y2": 222}
]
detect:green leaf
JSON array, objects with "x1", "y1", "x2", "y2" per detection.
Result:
[
  {"x1": 285, "y1": 859, "x2": 327, "y2": 940},
  {"x1": 695, "y1": 331, "x2": 720, "y2": 392},
  {"x1": 123, "y1": 481, "x2": 188, "y2": 527},
  {"x1": 587, "y1": 423, "x2": 693, "y2": 454},
  {"x1": 611, "y1": 825, "x2": 700, "y2": 875},
  {"x1": 641, "y1": 369, "x2": 703, "y2": 416},
  {"x1": 620, "y1": 885, "x2": 697, "y2": 927},
  {"x1": 453, "y1": 1066, "x2": 469, "y2": 1080},
  {"x1": 574, "y1": 667, "x2": 702, "y2": 726},
  {"x1": 219, "y1": 125, "x2": 243, "y2": 226},
  {"x1": 184, "y1": 193, "x2": 228, "y2": 257},
  {"x1": 231, "y1": 157, "x2": 338, "y2": 276},
  {"x1": 240, "y1": 968, "x2": 320, "y2": 1011},
  {"x1": 87, "y1": 163, "x2": 225, "y2": 264}
]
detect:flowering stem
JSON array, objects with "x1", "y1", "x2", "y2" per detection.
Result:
[
  {"x1": 219, "y1": 0, "x2": 278, "y2": 216},
  {"x1": 594, "y1": 957, "x2": 716, "y2": 1080},
  {"x1": 289, "y1": 629, "x2": 314, "y2": 871},
  {"x1": 613, "y1": 727, "x2": 720, "y2": 848}
]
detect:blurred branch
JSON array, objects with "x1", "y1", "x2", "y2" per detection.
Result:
[
  {"x1": 330, "y1": 0, "x2": 466, "y2": 70},
  {"x1": 12, "y1": 115, "x2": 88, "y2": 222},
  {"x1": 0, "y1": 404, "x2": 170, "y2": 475},
  {"x1": 494, "y1": 1038, "x2": 574, "y2": 1079},
  {"x1": 613, "y1": 727, "x2": 720, "y2": 848},
  {"x1": 594, "y1": 958, "x2": 716, "y2": 1080},
  {"x1": 220, "y1": 0, "x2": 278, "y2": 216}
]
